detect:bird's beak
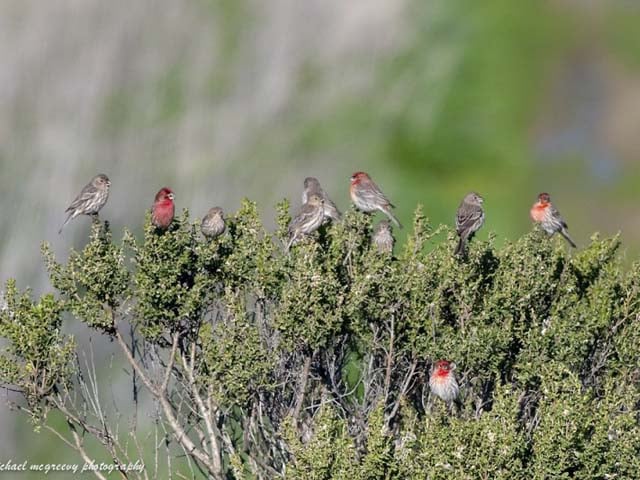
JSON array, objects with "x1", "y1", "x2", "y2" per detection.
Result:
[
  {"x1": 168, "y1": 193, "x2": 175, "y2": 200},
  {"x1": 450, "y1": 362, "x2": 457, "y2": 370}
]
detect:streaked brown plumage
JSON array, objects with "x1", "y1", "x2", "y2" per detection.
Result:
[
  {"x1": 59, "y1": 174, "x2": 111, "y2": 234},
  {"x1": 287, "y1": 194, "x2": 325, "y2": 251},
  {"x1": 201, "y1": 207, "x2": 226, "y2": 239},
  {"x1": 455, "y1": 192, "x2": 485, "y2": 256},
  {"x1": 302, "y1": 177, "x2": 341, "y2": 223},
  {"x1": 372, "y1": 220, "x2": 394, "y2": 254}
]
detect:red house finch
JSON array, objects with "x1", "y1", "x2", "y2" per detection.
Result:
[
  {"x1": 455, "y1": 192, "x2": 485, "y2": 256},
  {"x1": 372, "y1": 220, "x2": 394, "y2": 254},
  {"x1": 59, "y1": 174, "x2": 110, "y2": 234},
  {"x1": 302, "y1": 177, "x2": 341, "y2": 223},
  {"x1": 530, "y1": 192, "x2": 576, "y2": 248},
  {"x1": 151, "y1": 187, "x2": 175, "y2": 230},
  {"x1": 201, "y1": 207, "x2": 226, "y2": 239},
  {"x1": 349, "y1": 172, "x2": 402, "y2": 228},
  {"x1": 429, "y1": 360, "x2": 459, "y2": 403},
  {"x1": 286, "y1": 193, "x2": 324, "y2": 251}
]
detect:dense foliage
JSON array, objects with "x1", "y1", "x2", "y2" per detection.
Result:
[{"x1": 1, "y1": 201, "x2": 639, "y2": 479}]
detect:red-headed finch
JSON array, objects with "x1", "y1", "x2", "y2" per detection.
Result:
[
  {"x1": 286, "y1": 193, "x2": 325, "y2": 251},
  {"x1": 59, "y1": 173, "x2": 110, "y2": 234},
  {"x1": 530, "y1": 192, "x2": 576, "y2": 248},
  {"x1": 349, "y1": 171, "x2": 402, "y2": 228},
  {"x1": 429, "y1": 360, "x2": 459, "y2": 403},
  {"x1": 151, "y1": 187, "x2": 175, "y2": 230},
  {"x1": 201, "y1": 207, "x2": 226, "y2": 239},
  {"x1": 455, "y1": 192, "x2": 485, "y2": 256},
  {"x1": 303, "y1": 176, "x2": 341, "y2": 223},
  {"x1": 372, "y1": 220, "x2": 394, "y2": 254}
]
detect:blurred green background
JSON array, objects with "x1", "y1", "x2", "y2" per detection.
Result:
[{"x1": 1, "y1": 0, "x2": 640, "y2": 476}]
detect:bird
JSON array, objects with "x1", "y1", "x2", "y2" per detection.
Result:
[
  {"x1": 286, "y1": 194, "x2": 325, "y2": 251},
  {"x1": 429, "y1": 359, "x2": 459, "y2": 404},
  {"x1": 302, "y1": 177, "x2": 341, "y2": 223},
  {"x1": 530, "y1": 192, "x2": 576, "y2": 248},
  {"x1": 151, "y1": 187, "x2": 175, "y2": 230},
  {"x1": 59, "y1": 174, "x2": 111, "y2": 234},
  {"x1": 349, "y1": 171, "x2": 402, "y2": 228},
  {"x1": 454, "y1": 192, "x2": 485, "y2": 256},
  {"x1": 372, "y1": 220, "x2": 394, "y2": 254},
  {"x1": 201, "y1": 207, "x2": 226, "y2": 239}
]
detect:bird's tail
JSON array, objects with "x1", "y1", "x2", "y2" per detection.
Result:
[
  {"x1": 383, "y1": 208, "x2": 402, "y2": 229},
  {"x1": 454, "y1": 236, "x2": 466, "y2": 256},
  {"x1": 58, "y1": 213, "x2": 72, "y2": 234},
  {"x1": 560, "y1": 228, "x2": 577, "y2": 248}
]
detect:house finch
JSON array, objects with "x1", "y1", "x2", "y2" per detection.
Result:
[
  {"x1": 201, "y1": 207, "x2": 226, "y2": 239},
  {"x1": 302, "y1": 177, "x2": 341, "y2": 223},
  {"x1": 151, "y1": 187, "x2": 175, "y2": 230},
  {"x1": 372, "y1": 220, "x2": 394, "y2": 254},
  {"x1": 286, "y1": 193, "x2": 325, "y2": 251},
  {"x1": 349, "y1": 171, "x2": 402, "y2": 228},
  {"x1": 59, "y1": 174, "x2": 111, "y2": 234},
  {"x1": 454, "y1": 192, "x2": 485, "y2": 256},
  {"x1": 530, "y1": 192, "x2": 576, "y2": 248},
  {"x1": 429, "y1": 360, "x2": 459, "y2": 403}
]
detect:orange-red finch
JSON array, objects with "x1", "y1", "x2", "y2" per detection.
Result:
[
  {"x1": 201, "y1": 207, "x2": 226, "y2": 239},
  {"x1": 530, "y1": 192, "x2": 576, "y2": 248},
  {"x1": 302, "y1": 177, "x2": 341, "y2": 223},
  {"x1": 286, "y1": 193, "x2": 324, "y2": 251},
  {"x1": 455, "y1": 192, "x2": 485, "y2": 256},
  {"x1": 349, "y1": 171, "x2": 402, "y2": 228},
  {"x1": 151, "y1": 187, "x2": 175, "y2": 230},
  {"x1": 429, "y1": 360, "x2": 459, "y2": 403},
  {"x1": 59, "y1": 174, "x2": 110, "y2": 233},
  {"x1": 372, "y1": 220, "x2": 394, "y2": 254}
]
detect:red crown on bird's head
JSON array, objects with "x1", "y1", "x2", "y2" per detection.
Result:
[
  {"x1": 350, "y1": 171, "x2": 369, "y2": 184},
  {"x1": 155, "y1": 187, "x2": 175, "y2": 202},
  {"x1": 433, "y1": 359, "x2": 455, "y2": 374},
  {"x1": 537, "y1": 192, "x2": 551, "y2": 203}
]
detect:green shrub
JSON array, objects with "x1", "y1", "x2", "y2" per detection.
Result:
[{"x1": 1, "y1": 200, "x2": 638, "y2": 479}]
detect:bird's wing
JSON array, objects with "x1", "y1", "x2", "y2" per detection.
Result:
[
  {"x1": 456, "y1": 206, "x2": 484, "y2": 234},
  {"x1": 66, "y1": 183, "x2": 99, "y2": 212},
  {"x1": 550, "y1": 204, "x2": 568, "y2": 229},
  {"x1": 360, "y1": 180, "x2": 393, "y2": 207},
  {"x1": 288, "y1": 204, "x2": 320, "y2": 234}
]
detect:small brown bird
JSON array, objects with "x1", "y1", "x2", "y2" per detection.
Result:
[
  {"x1": 59, "y1": 174, "x2": 111, "y2": 234},
  {"x1": 349, "y1": 171, "x2": 402, "y2": 228},
  {"x1": 429, "y1": 360, "x2": 459, "y2": 404},
  {"x1": 455, "y1": 192, "x2": 485, "y2": 256},
  {"x1": 372, "y1": 220, "x2": 394, "y2": 254},
  {"x1": 287, "y1": 194, "x2": 325, "y2": 251},
  {"x1": 151, "y1": 187, "x2": 175, "y2": 230},
  {"x1": 530, "y1": 192, "x2": 576, "y2": 248},
  {"x1": 201, "y1": 207, "x2": 226, "y2": 239},
  {"x1": 302, "y1": 177, "x2": 341, "y2": 223}
]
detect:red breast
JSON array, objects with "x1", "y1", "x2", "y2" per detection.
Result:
[{"x1": 530, "y1": 201, "x2": 548, "y2": 222}]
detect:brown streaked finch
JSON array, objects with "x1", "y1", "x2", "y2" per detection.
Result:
[
  {"x1": 303, "y1": 176, "x2": 342, "y2": 223},
  {"x1": 372, "y1": 220, "x2": 394, "y2": 254},
  {"x1": 429, "y1": 360, "x2": 459, "y2": 404},
  {"x1": 59, "y1": 174, "x2": 110, "y2": 234},
  {"x1": 151, "y1": 187, "x2": 175, "y2": 230},
  {"x1": 454, "y1": 192, "x2": 485, "y2": 256},
  {"x1": 201, "y1": 207, "x2": 226, "y2": 239},
  {"x1": 349, "y1": 171, "x2": 402, "y2": 228},
  {"x1": 286, "y1": 193, "x2": 325, "y2": 251},
  {"x1": 530, "y1": 192, "x2": 576, "y2": 248}
]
